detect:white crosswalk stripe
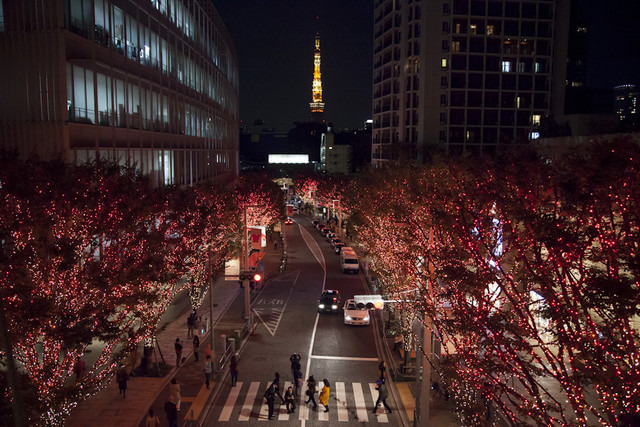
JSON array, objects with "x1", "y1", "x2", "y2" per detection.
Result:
[{"x1": 215, "y1": 380, "x2": 393, "y2": 423}]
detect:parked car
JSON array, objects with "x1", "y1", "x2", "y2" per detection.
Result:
[
  {"x1": 321, "y1": 228, "x2": 332, "y2": 237},
  {"x1": 331, "y1": 237, "x2": 343, "y2": 248},
  {"x1": 316, "y1": 224, "x2": 326, "y2": 232},
  {"x1": 284, "y1": 218, "x2": 293, "y2": 225},
  {"x1": 318, "y1": 290, "x2": 341, "y2": 313},
  {"x1": 326, "y1": 232, "x2": 337, "y2": 242},
  {"x1": 334, "y1": 242, "x2": 346, "y2": 254},
  {"x1": 341, "y1": 250, "x2": 359, "y2": 273},
  {"x1": 343, "y1": 299, "x2": 370, "y2": 325},
  {"x1": 312, "y1": 220, "x2": 319, "y2": 227}
]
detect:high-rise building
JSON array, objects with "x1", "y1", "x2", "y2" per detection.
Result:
[
  {"x1": 0, "y1": 0, "x2": 239, "y2": 187},
  {"x1": 372, "y1": 0, "x2": 571, "y2": 166},
  {"x1": 309, "y1": 33, "x2": 326, "y2": 124},
  {"x1": 614, "y1": 84, "x2": 639, "y2": 130}
]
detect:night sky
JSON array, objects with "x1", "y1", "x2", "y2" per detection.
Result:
[
  {"x1": 212, "y1": 1, "x2": 639, "y2": 133},
  {"x1": 212, "y1": 0, "x2": 373, "y2": 132}
]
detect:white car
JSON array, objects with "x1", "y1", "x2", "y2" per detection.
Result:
[{"x1": 343, "y1": 299, "x2": 370, "y2": 325}]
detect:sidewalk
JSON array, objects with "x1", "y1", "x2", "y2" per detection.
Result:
[{"x1": 66, "y1": 232, "x2": 285, "y2": 427}]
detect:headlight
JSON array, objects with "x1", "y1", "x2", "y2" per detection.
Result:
[
  {"x1": 364, "y1": 314, "x2": 370, "y2": 321},
  {"x1": 344, "y1": 315, "x2": 352, "y2": 321},
  {"x1": 332, "y1": 304, "x2": 338, "y2": 310},
  {"x1": 319, "y1": 304, "x2": 325, "y2": 309}
]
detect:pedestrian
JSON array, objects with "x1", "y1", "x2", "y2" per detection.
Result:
[
  {"x1": 378, "y1": 360, "x2": 386, "y2": 380},
  {"x1": 187, "y1": 311, "x2": 195, "y2": 338},
  {"x1": 230, "y1": 355, "x2": 238, "y2": 386},
  {"x1": 204, "y1": 354, "x2": 212, "y2": 389},
  {"x1": 393, "y1": 333, "x2": 404, "y2": 352},
  {"x1": 373, "y1": 378, "x2": 392, "y2": 414},
  {"x1": 319, "y1": 379, "x2": 330, "y2": 412},
  {"x1": 264, "y1": 383, "x2": 276, "y2": 420},
  {"x1": 73, "y1": 356, "x2": 86, "y2": 382},
  {"x1": 116, "y1": 364, "x2": 129, "y2": 398},
  {"x1": 169, "y1": 378, "x2": 181, "y2": 411},
  {"x1": 204, "y1": 343, "x2": 212, "y2": 359},
  {"x1": 174, "y1": 338, "x2": 183, "y2": 367},
  {"x1": 164, "y1": 396, "x2": 178, "y2": 427},
  {"x1": 274, "y1": 240, "x2": 278, "y2": 250},
  {"x1": 293, "y1": 367, "x2": 303, "y2": 397},
  {"x1": 289, "y1": 352, "x2": 301, "y2": 384},
  {"x1": 304, "y1": 375, "x2": 317, "y2": 409},
  {"x1": 271, "y1": 372, "x2": 286, "y2": 404},
  {"x1": 284, "y1": 385, "x2": 296, "y2": 414},
  {"x1": 193, "y1": 335, "x2": 200, "y2": 362},
  {"x1": 145, "y1": 408, "x2": 160, "y2": 427}
]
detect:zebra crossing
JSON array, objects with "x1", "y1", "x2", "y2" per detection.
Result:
[{"x1": 216, "y1": 380, "x2": 392, "y2": 422}]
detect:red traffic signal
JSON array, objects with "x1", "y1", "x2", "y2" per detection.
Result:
[{"x1": 239, "y1": 271, "x2": 263, "y2": 282}]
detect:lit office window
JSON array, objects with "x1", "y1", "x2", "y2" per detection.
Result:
[
  {"x1": 486, "y1": 24, "x2": 494, "y2": 35},
  {"x1": 441, "y1": 58, "x2": 448, "y2": 69},
  {"x1": 501, "y1": 61, "x2": 512, "y2": 72},
  {"x1": 531, "y1": 114, "x2": 541, "y2": 126}
]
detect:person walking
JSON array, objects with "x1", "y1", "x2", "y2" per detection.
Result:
[
  {"x1": 264, "y1": 383, "x2": 276, "y2": 420},
  {"x1": 378, "y1": 360, "x2": 386, "y2": 380},
  {"x1": 145, "y1": 408, "x2": 160, "y2": 427},
  {"x1": 169, "y1": 378, "x2": 181, "y2": 411},
  {"x1": 174, "y1": 338, "x2": 183, "y2": 368},
  {"x1": 289, "y1": 352, "x2": 301, "y2": 384},
  {"x1": 187, "y1": 310, "x2": 196, "y2": 338},
  {"x1": 116, "y1": 364, "x2": 129, "y2": 399},
  {"x1": 192, "y1": 335, "x2": 200, "y2": 362},
  {"x1": 204, "y1": 343, "x2": 212, "y2": 359},
  {"x1": 230, "y1": 355, "x2": 239, "y2": 386},
  {"x1": 271, "y1": 372, "x2": 286, "y2": 404},
  {"x1": 293, "y1": 367, "x2": 303, "y2": 397},
  {"x1": 164, "y1": 397, "x2": 178, "y2": 427},
  {"x1": 73, "y1": 356, "x2": 86, "y2": 382},
  {"x1": 304, "y1": 375, "x2": 317, "y2": 409},
  {"x1": 284, "y1": 386, "x2": 296, "y2": 414},
  {"x1": 318, "y1": 379, "x2": 330, "y2": 412},
  {"x1": 204, "y1": 354, "x2": 212, "y2": 389},
  {"x1": 373, "y1": 378, "x2": 392, "y2": 414}
]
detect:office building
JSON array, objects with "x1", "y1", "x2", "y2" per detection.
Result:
[
  {"x1": 372, "y1": 0, "x2": 571, "y2": 165},
  {"x1": 0, "y1": 0, "x2": 239, "y2": 186}
]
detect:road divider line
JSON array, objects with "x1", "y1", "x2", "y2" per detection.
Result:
[
  {"x1": 218, "y1": 381, "x2": 242, "y2": 421},
  {"x1": 310, "y1": 355, "x2": 379, "y2": 362}
]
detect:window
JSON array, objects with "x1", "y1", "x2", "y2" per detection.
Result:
[
  {"x1": 442, "y1": 22, "x2": 450, "y2": 34},
  {"x1": 469, "y1": 24, "x2": 477, "y2": 34},
  {"x1": 441, "y1": 76, "x2": 448, "y2": 88},
  {"x1": 440, "y1": 94, "x2": 447, "y2": 106},
  {"x1": 442, "y1": 40, "x2": 449, "y2": 52},
  {"x1": 501, "y1": 61, "x2": 512, "y2": 72},
  {"x1": 486, "y1": 24, "x2": 494, "y2": 35},
  {"x1": 455, "y1": 23, "x2": 461, "y2": 34},
  {"x1": 441, "y1": 58, "x2": 448, "y2": 69},
  {"x1": 451, "y1": 41, "x2": 460, "y2": 52},
  {"x1": 531, "y1": 114, "x2": 541, "y2": 126},
  {"x1": 440, "y1": 112, "x2": 447, "y2": 124}
]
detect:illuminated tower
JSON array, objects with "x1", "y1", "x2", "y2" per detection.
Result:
[{"x1": 309, "y1": 33, "x2": 325, "y2": 123}]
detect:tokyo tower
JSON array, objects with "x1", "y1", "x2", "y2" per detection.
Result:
[{"x1": 309, "y1": 32, "x2": 325, "y2": 123}]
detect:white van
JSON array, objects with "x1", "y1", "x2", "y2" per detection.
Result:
[{"x1": 341, "y1": 250, "x2": 359, "y2": 273}]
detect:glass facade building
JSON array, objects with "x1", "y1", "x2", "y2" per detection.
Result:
[{"x1": 0, "y1": 0, "x2": 239, "y2": 186}]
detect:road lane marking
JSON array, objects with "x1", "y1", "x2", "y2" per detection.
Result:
[
  {"x1": 310, "y1": 355, "x2": 379, "y2": 362},
  {"x1": 352, "y1": 382, "x2": 369, "y2": 422},
  {"x1": 370, "y1": 382, "x2": 389, "y2": 423},
  {"x1": 335, "y1": 381, "x2": 349, "y2": 422},
  {"x1": 218, "y1": 381, "x2": 242, "y2": 421},
  {"x1": 278, "y1": 381, "x2": 292, "y2": 421},
  {"x1": 239, "y1": 381, "x2": 259, "y2": 421}
]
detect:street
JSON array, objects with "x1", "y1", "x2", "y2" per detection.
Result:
[{"x1": 201, "y1": 216, "x2": 396, "y2": 425}]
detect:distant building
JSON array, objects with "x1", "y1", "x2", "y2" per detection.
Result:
[
  {"x1": 0, "y1": 0, "x2": 239, "y2": 187},
  {"x1": 614, "y1": 85, "x2": 639, "y2": 130},
  {"x1": 372, "y1": 0, "x2": 571, "y2": 165},
  {"x1": 321, "y1": 127, "x2": 353, "y2": 175}
]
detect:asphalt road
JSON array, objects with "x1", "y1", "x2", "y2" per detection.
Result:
[{"x1": 201, "y1": 216, "x2": 397, "y2": 425}]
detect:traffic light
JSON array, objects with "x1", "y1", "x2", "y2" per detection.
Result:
[
  {"x1": 354, "y1": 295, "x2": 384, "y2": 310},
  {"x1": 239, "y1": 271, "x2": 263, "y2": 288},
  {"x1": 239, "y1": 271, "x2": 262, "y2": 282}
]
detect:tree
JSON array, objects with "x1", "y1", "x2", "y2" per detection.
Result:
[
  {"x1": 0, "y1": 158, "x2": 178, "y2": 425},
  {"x1": 348, "y1": 141, "x2": 640, "y2": 426}
]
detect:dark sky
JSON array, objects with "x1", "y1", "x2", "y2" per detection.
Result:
[
  {"x1": 212, "y1": 1, "x2": 373, "y2": 132},
  {"x1": 212, "y1": 1, "x2": 640, "y2": 132},
  {"x1": 577, "y1": 0, "x2": 640, "y2": 89}
]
